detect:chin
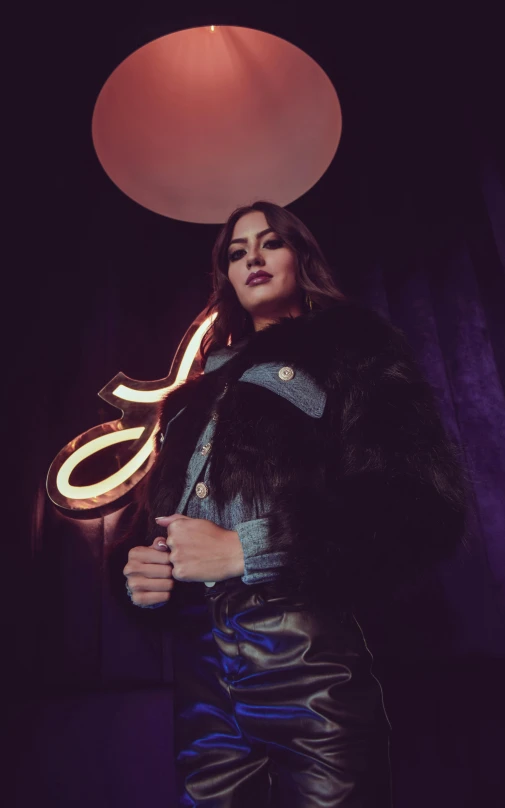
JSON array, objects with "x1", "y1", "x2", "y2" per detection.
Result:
[{"x1": 247, "y1": 295, "x2": 283, "y2": 313}]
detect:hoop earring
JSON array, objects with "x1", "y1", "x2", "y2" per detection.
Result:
[{"x1": 305, "y1": 294, "x2": 313, "y2": 311}]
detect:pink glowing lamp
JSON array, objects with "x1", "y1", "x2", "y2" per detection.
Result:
[{"x1": 91, "y1": 25, "x2": 342, "y2": 223}]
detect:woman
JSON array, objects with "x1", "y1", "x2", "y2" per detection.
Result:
[{"x1": 123, "y1": 201, "x2": 468, "y2": 807}]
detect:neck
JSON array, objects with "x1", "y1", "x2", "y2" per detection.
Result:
[{"x1": 252, "y1": 302, "x2": 304, "y2": 332}]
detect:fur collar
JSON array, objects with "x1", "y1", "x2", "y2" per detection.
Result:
[{"x1": 170, "y1": 298, "x2": 400, "y2": 407}]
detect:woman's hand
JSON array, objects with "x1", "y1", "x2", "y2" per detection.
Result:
[
  {"x1": 123, "y1": 537, "x2": 175, "y2": 607},
  {"x1": 154, "y1": 515, "x2": 245, "y2": 582}
]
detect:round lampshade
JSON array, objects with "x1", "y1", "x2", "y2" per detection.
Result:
[{"x1": 92, "y1": 25, "x2": 342, "y2": 223}]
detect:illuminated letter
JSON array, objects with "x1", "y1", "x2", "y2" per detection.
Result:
[{"x1": 46, "y1": 309, "x2": 216, "y2": 511}]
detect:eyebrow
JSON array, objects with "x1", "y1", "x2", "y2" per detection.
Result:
[{"x1": 228, "y1": 227, "x2": 274, "y2": 247}]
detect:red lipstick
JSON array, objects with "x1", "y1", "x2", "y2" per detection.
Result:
[{"x1": 246, "y1": 270, "x2": 273, "y2": 285}]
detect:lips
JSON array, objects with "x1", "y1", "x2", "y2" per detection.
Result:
[{"x1": 246, "y1": 270, "x2": 273, "y2": 285}]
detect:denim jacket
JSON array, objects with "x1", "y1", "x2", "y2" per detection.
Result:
[{"x1": 161, "y1": 345, "x2": 327, "y2": 588}]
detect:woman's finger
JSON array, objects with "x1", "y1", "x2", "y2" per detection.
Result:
[
  {"x1": 127, "y1": 574, "x2": 175, "y2": 591},
  {"x1": 124, "y1": 558, "x2": 173, "y2": 577},
  {"x1": 155, "y1": 514, "x2": 188, "y2": 527}
]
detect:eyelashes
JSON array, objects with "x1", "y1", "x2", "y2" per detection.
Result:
[{"x1": 228, "y1": 238, "x2": 285, "y2": 263}]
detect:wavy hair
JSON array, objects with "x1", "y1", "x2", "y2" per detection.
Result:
[{"x1": 200, "y1": 201, "x2": 347, "y2": 364}]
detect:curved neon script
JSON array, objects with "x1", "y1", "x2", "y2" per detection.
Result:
[
  {"x1": 111, "y1": 313, "x2": 216, "y2": 403},
  {"x1": 46, "y1": 310, "x2": 216, "y2": 512}
]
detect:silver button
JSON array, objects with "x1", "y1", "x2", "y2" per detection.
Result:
[
  {"x1": 211, "y1": 411, "x2": 219, "y2": 422},
  {"x1": 278, "y1": 366, "x2": 295, "y2": 381},
  {"x1": 195, "y1": 482, "x2": 209, "y2": 499},
  {"x1": 223, "y1": 383, "x2": 229, "y2": 392},
  {"x1": 200, "y1": 442, "x2": 212, "y2": 456}
]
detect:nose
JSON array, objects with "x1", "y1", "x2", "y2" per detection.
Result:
[{"x1": 246, "y1": 252, "x2": 265, "y2": 270}]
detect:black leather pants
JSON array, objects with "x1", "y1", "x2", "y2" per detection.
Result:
[{"x1": 172, "y1": 578, "x2": 392, "y2": 807}]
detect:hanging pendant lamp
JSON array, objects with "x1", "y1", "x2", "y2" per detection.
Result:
[{"x1": 91, "y1": 25, "x2": 342, "y2": 223}]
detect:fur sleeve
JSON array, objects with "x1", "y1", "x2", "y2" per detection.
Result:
[{"x1": 268, "y1": 325, "x2": 470, "y2": 614}]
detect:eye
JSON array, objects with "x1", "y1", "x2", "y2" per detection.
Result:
[
  {"x1": 227, "y1": 238, "x2": 285, "y2": 263},
  {"x1": 228, "y1": 248, "x2": 246, "y2": 262}
]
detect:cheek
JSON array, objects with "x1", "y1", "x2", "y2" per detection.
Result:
[
  {"x1": 227, "y1": 265, "x2": 249, "y2": 304},
  {"x1": 227, "y1": 264, "x2": 241, "y2": 293},
  {"x1": 275, "y1": 254, "x2": 298, "y2": 288}
]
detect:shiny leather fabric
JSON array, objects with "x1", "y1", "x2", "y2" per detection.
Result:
[{"x1": 172, "y1": 578, "x2": 392, "y2": 808}]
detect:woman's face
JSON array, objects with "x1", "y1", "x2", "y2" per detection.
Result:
[{"x1": 227, "y1": 211, "x2": 302, "y2": 328}]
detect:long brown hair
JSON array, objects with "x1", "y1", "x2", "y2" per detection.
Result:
[{"x1": 200, "y1": 201, "x2": 347, "y2": 363}]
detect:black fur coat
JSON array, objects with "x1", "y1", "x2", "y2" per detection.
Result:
[{"x1": 143, "y1": 299, "x2": 468, "y2": 614}]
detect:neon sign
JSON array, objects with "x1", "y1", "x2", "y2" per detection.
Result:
[{"x1": 46, "y1": 310, "x2": 216, "y2": 512}]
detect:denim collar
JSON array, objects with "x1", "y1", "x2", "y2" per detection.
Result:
[{"x1": 204, "y1": 346, "x2": 240, "y2": 373}]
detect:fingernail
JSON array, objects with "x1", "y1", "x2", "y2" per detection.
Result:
[
  {"x1": 157, "y1": 542, "x2": 168, "y2": 551},
  {"x1": 155, "y1": 517, "x2": 164, "y2": 523}
]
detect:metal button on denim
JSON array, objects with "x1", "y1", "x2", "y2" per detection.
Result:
[
  {"x1": 200, "y1": 442, "x2": 212, "y2": 456},
  {"x1": 195, "y1": 482, "x2": 209, "y2": 499},
  {"x1": 278, "y1": 366, "x2": 295, "y2": 381}
]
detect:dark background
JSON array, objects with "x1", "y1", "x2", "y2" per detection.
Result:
[{"x1": 6, "y1": 1, "x2": 505, "y2": 806}]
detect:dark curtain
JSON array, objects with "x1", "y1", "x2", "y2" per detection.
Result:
[{"x1": 8, "y1": 3, "x2": 504, "y2": 807}]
